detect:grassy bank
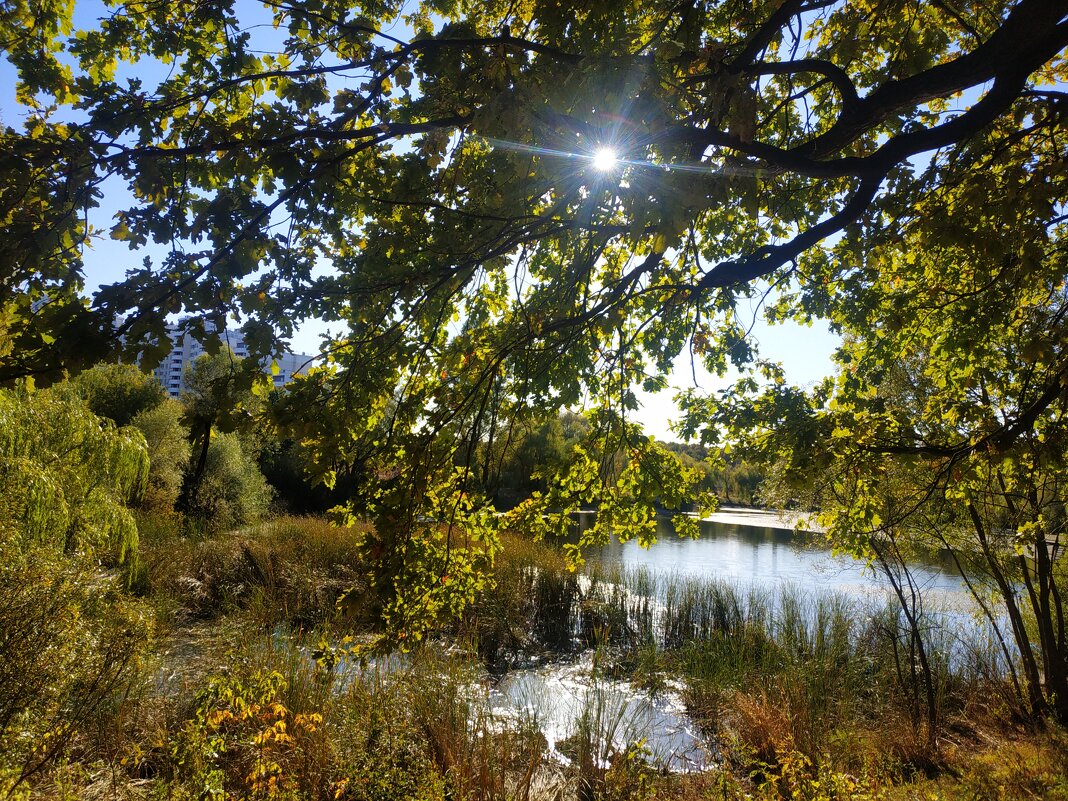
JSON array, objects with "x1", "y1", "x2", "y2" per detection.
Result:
[{"x1": 3, "y1": 516, "x2": 1067, "y2": 800}]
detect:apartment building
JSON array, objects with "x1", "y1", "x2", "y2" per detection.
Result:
[{"x1": 147, "y1": 321, "x2": 313, "y2": 398}]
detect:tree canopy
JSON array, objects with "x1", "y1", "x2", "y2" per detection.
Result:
[
  {"x1": 2, "y1": 0, "x2": 1063, "y2": 388},
  {"x1": 71, "y1": 361, "x2": 165, "y2": 426},
  {"x1": 72, "y1": 362, "x2": 191, "y2": 509}
]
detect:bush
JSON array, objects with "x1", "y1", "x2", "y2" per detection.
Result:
[
  {"x1": 0, "y1": 384, "x2": 154, "y2": 794},
  {"x1": 184, "y1": 432, "x2": 273, "y2": 533},
  {"x1": 155, "y1": 640, "x2": 454, "y2": 801},
  {"x1": 133, "y1": 399, "x2": 191, "y2": 511},
  {"x1": 171, "y1": 670, "x2": 330, "y2": 800},
  {"x1": 0, "y1": 544, "x2": 151, "y2": 795}
]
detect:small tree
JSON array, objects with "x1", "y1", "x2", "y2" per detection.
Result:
[
  {"x1": 74, "y1": 363, "x2": 190, "y2": 511},
  {"x1": 71, "y1": 362, "x2": 166, "y2": 427},
  {"x1": 0, "y1": 382, "x2": 147, "y2": 560},
  {"x1": 133, "y1": 399, "x2": 191, "y2": 511},
  {"x1": 185, "y1": 432, "x2": 273, "y2": 533},
  {"x1": 178, "y1": 348, "x2": 264, "y2": 517}
]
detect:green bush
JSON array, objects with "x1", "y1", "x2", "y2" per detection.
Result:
[
  {"x1": 184, "y1": 432, "x2": 273, "y2": 533},
  {"x1": 0, "y1": 548, "x2": 151, "y2": 795},
  {"x1": 133, "y1": 399, "x2": 191, "y2": 511},
  {"x1": 155, "y1": 640, "x2": 455, "y2": 801}
]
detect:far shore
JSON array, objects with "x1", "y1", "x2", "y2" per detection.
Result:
[{"x1": 703, "y1": 505, "x2": 823, "y2": 532}]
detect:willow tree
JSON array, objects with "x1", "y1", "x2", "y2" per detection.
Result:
[
  {"x1": 2, "y1": 0, "x2": 1066, "y2": 636},
  {"x1": 0, "y1": 383, "x2": 148, "y2": 561},
  {"x1": 0, "y1": 384, "x2": 149, "y2": 789}
]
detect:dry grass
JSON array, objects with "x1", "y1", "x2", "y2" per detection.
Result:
[{"x1": 134, "y1": 513, "x2": 371, "y2": 631}]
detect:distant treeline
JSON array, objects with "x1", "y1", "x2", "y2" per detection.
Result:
[{"x1": 455, "y1": 411, "x2": 765, "y2": 510}]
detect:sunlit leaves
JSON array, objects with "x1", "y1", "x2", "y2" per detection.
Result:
[
  {"x1": 1, "y1": 0, "x2": 1062, "y2": 387},
  {"x1": 503, "y1": 409, "x2": 715, "y2": 567}
]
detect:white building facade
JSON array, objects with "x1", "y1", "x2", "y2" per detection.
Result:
[{"x1": 148, "y1": 321, "x2": 313, "y2": 398}]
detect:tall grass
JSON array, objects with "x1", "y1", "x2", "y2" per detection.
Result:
[
  {"x1": 133, "y1": 513, "x2": 370, "y2": 631},
  {"x1": 473, "y1": 535, "x2": 1012, "y2": 778},
  {"x1": 138, "y1": 516, "x2": 1010, "y2": 768}
]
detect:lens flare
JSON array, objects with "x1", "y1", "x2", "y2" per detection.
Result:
[{"x1": 591, "y1": 147, "x2": 618, "y2": 171}]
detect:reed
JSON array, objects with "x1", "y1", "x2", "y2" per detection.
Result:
[
  {"x1": 474, "y1": 548, "x2": 1012, "y2": 779},
  {"x1": 134, "y1": 513, "x2": 369, "y2": 630}
]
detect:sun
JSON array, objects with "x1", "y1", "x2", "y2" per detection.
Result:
[{"x1": 591, "y1": 147, "x2": 618, "y2": 171}]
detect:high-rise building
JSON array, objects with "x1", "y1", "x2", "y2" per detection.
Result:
[{"x1": 146, "y1": 320, "x2": 313, "y2": 398}]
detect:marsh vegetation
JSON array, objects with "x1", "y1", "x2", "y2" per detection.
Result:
[{"x1": 4, "y1": 506, "x2": 1066, "y2": 801}]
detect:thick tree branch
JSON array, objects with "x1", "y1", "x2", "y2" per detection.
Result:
[
  {"x1": 744, "y1": 58, "x2": 860, "y2": 108},
  {"x1": 695, "y1": 173, "x2": 882, "y2": 290},
  {"x1": 797, "y1": 0, "x2": 1068, "y2": 160}
]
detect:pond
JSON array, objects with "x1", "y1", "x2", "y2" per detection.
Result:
[
  {"x1": 479, "y1": 507, "x2": 981, "y2": 772},
  {"x1": 346, "y1": 509, "x2": 981, "y2": 775},
  {"x1": 577, "y1": 507, "x2": 970, "y2": 605}
]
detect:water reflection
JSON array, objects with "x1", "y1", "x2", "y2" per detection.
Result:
[
  {"x1": 574, "y1": 511, "x2": 969, "y2": 602},
  {"x1": 488, "y1": 655, "x2": 712, "y2": 772}
]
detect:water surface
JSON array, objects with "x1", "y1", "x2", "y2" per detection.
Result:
[
  {"x1": 488, "y1": 654, "x2": 711, "y2": 772},
  {"x1": 576, "y1": 508, "x2": 969, "y2": 604}
]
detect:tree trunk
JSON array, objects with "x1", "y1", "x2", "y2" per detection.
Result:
[
  {"x1": 968, "y1": 502, "x2": 1046, "y2": 717},
  {"x1": 936, "y1": 531, "x2": 1024, "y2": 706},
  {"x1": 1026, "y1": 517, "x2": 1068, "y2": 722},
  {"x1": 180, "y1": 420, "x2": 212, "y2": 514},
  {"x1": 873, "y1": 536, "x2": 938, "y2": 750}
]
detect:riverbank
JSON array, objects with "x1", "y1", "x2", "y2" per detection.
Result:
[{"x1": 8, "y1": 514, "x2": 1068, "y2": 800}]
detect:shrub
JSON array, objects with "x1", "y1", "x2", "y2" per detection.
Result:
[
  {"x1": 171, "y1": 670, "x2": 329, "y2": 800},
  {"x1": 184, "y1": 432, "x2": 273, "y2": 533},
  {"x1": 0, "y1": 546, "x2": 151, "y2": 795},
  {"x1": 132, "y1": 399, "x2": 191, "y2": 511}
]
